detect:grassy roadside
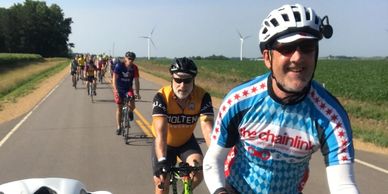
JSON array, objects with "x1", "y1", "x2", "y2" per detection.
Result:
[
  {"x1": 0, "y1": 58, "x2": 69, "y2": 110},
  {"x1": 136, "y1": 59, "x2": 388, "y2": 148}
]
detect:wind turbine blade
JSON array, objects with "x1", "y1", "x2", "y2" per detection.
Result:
[
  {"x1": 236, "y1": 29, "x2": 243, "y2": 38},
  {"x1": 150, "y1": 38, "x2": 156, "y2": 49},
  {"x1": 139, "y1": 36, "x2": 149, "y2": 39},
  {"x1": 151, "y1": 26, "x2": 156, "y2": 36},
  {"x1": 243, "y1": 35, "x2": 251, "y2": 40}
]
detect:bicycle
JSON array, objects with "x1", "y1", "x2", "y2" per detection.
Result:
[
  {"x1": 86, "y1": 78, "x2": 96, "y2": 103},
  {"x1": 98, "y1": 69, "x2": 103, "y2": 83},
  {"x1": 71, "y1": 71, "x2": 77, "y2": 89},
  {"x1": 158, "y1": 162, "x2": 203, "y2": 194},
  {"x1": 116, "y1": 95, "x2": 133, "y2": 144}
]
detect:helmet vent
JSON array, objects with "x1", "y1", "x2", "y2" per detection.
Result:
[
  {"x1": 270, "y1": 18, "x2": 279, "y2": 27},
  {"x1": 281, "y1": 14, "x2": 289, "y2": 22},
  {"x1": 315, "y1": 16, "x2": 319, "y2": 24},
  {"x1": 293, "y1": 11, "x2": 301, "y2": 22},
  {"x1": 306, "y1": 12, "x2": 311, "y2": 20}
]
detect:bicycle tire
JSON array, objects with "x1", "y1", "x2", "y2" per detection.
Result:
[
  {"x1": 90, "y1": 84, "x2": 94, "y2": 103},
  {"x1": 125, "y1": 115, "x2": 131, "y2": 144}
]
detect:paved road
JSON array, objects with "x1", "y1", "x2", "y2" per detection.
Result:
[{"x1": 1, "y1": 75, "x2": 388, "y2": 193}]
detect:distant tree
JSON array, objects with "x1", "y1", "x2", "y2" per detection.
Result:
[
  {"x1": 0, "y1": 0, "x2": 72, "y2": 57},
  {"x1": 205, "y1": 54, "x2": 229, "y2": 60}
]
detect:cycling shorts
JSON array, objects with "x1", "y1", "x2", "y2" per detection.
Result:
[
  {"x1": 70, "y1": 70, "x2": 77, "y2": 76},
  {"x1": 114, "y1": 89, "x2": 134, "y2": 104},
  {"x1": 86, "y1": 76, "x2": 95, "y2": 82},
  {"x1": 151, "y1": 135, "x2": 203, "y2": 176}
]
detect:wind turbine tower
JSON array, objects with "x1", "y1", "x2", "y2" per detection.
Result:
[
  {"x1": 140, "y1": 27, "x2": 156, "y2": 60},
  {"x1": 237, "y1": 30, "x2": 251, "y2": 61}
]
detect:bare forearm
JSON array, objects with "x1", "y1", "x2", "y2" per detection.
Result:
[
  {"x1": 201, "y1": 119, "x2": 214, "y2": 147},
  {"x1": 154, "y1": 117, "x2": 167, "y2": 159},
  {"x1": 135, "y1": 78, "x2": 140, "y2": 94}
]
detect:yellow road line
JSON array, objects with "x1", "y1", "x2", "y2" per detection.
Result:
[
  {"x1": 134, "y1": 109, "x2": 154, "y2": 137},
  {"x1": 135, "y1": 120, "x2": 153, "y2": 137}
]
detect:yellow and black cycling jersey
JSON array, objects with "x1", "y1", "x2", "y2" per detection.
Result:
[
  {"x1": 84, "y1": 64, "x2": 97, "y2": 77},
  {"x1": 77, "y1": 57, "x2": 85, "y2": 67},
  {"x1": 152, "y1": 85, "x2": 214, "y2": 147}
]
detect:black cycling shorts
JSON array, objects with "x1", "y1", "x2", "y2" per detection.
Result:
[
  {"x1": 151, "y1": 135, "x2": 202, "y2": 176},
  {"x1": 87, "y1": 76, "x2": 95, "y2": 82}
]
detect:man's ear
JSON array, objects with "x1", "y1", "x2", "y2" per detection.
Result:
[{"x1": 263, "y1": 49, "x2": 272, "y2": 69}]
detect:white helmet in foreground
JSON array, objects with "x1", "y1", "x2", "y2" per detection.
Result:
[
  {"x1": 0, "y1": 178, "x2": 112, "y2": 194},
  {"x1": 259, "y1": 4, "x2": 333, "y2": 52}
]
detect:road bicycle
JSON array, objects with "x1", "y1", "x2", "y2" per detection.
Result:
[
  {"x1": 116, "y1": 95, "x2": 133, "y2": 144},
  {"x1": 71, "y1": 71, "x2": 77, "y2": 89},
  {"x1": 0, "y1": 177, "x2": 111, "y2": 194},
  {"x1": 97, "y1": 69, "x2": 104, "y2": 83},
  {"x1": 159, "y1": 162, "x2": 203, "y2": 194},
  {"x1": 87, "y1": 78, "x2": 96, "y2": 103}
]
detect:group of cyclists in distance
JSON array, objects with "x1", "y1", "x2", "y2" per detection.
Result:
[{"x1": 63, "y1": 3, "x2": 360, "y2": 194}]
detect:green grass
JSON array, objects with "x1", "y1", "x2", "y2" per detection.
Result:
[
  {"x1": 0, "y1": 58, "x2": 69, "y2": 106},
  {"x1": 137, "y1": 58, "x2": 388, "y2": 148}
]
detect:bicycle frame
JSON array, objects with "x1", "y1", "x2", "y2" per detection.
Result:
[
  {"x1": 87, "y1": 79, "x2": 95, "y2": 103},
  {"x1": 120, "y1": 95, "x2": 132, "y2": 144}
]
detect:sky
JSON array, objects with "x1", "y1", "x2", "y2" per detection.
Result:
[{"x1": 1, "y1": 0, "x2": 388, "y2": 58}]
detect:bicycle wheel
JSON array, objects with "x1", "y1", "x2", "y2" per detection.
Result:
[
  {"x1": 89, "y1": 83, "x2": 94, "y2": 103},
  {"x1": 125, "y1": 113, "x2": 131, "y2": 144}
]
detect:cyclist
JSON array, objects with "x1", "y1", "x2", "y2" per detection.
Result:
[
  {"x1": 70, "y1": 55, "x2": 78, "y2": 87},
  {"x1": 84, "y1": 58, "x2": 97, "y2": 96},
  {"x1": 96, "y1": 56, "x2": 104, "y2": 82},
  {"x1": 77, "y1": 54, "x2": 86, "y2": 81},
  {"x1": 152, "y1": 57, "x2": 214, "y2": 194},
  {"x1": 110, "y1": 57, "x2": 120, "y2": 78},
  {"x1": 203, "y1": 4, "x2": 360, "y2": 194},
  {"x1": 112, "y1": 51, "x2": 140, "y2": 133}
]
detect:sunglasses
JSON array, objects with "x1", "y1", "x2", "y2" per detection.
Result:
[
  {"x1": 173, "y1": 77, "x2": 193, "y2": 84},
  {"x1": 272, "y1": 40, "x2": 317, "y2": 56}
]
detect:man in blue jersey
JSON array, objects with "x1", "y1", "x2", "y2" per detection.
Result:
[
  {"x1": 203, "y1": 4, "x2": 360, "y2": 194},
  {"x1": 112, "y1": 51, "x2": 140, "y2": 133}
]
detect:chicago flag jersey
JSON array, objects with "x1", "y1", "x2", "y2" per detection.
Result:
[{"x1": 212, "y1": 72, "x2": 355, "y2": 194}]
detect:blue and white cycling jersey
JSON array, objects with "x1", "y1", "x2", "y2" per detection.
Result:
[{"x1": 212, "y1": 72, "x2": 355, "y2": 194}]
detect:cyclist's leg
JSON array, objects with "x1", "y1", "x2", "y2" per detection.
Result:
[
  {"x1": 179, "y1": 135, "x2": 204, "y2": 190},
  {"x1": 127, "y1": 89, "x2": 135, "y2": 121},
  {"x1": 86, "y1": 77, "x2": 91, "y2": 94},
  {"x1": 151, "y1": 142, "x2": 178, "y2": 194},
  {"x1": 114, "y1": 92, "x2": 123, "y2": 130},
  {"x1": 93, "y1": 76, "x2": 97, "y2": 95}
]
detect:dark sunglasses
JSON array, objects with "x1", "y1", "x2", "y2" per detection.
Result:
[
  {"x1": 272, "y1": 40, "x2": 317, "y2": 56},
  {"x1": 173, "y1": 77, "x2": 193, "y2": 84}
]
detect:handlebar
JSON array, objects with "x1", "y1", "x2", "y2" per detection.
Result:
[{"x1": 157, "y1": 162, "x2": 203, "y2": 190}]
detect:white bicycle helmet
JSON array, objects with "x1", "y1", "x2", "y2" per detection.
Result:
[{"x1": 259, "y1": 4, "x2": 332, "y2": 52}]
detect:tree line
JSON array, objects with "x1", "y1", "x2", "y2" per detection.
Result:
[{"x1": 0, "y1": 0, "x2": 72, "y2": 57}]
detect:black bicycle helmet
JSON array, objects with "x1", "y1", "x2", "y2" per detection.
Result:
[
  {"x1": 169, "y1": 57, "x2": 197, "y2": 77},
  {"x1": 125, "y1": 51, "x2": 136, "y2": 60}
]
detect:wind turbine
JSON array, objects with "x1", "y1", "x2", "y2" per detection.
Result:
[
  {"x1": 140, "y1": 27, "x2": 156, "y2": 60},
  {"x1": 237, "y1": 30, "x2": 251, "y2": 61}
]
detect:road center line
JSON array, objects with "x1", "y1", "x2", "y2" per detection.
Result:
[{"x1": 0, "y1": 79, "x2": 63, "y2": 148}]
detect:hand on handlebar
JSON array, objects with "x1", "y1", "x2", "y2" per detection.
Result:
[
  {"x1": 135, "y1": 93, "x2": 141, "y2": 100},
  {"x1": 155, "y1": 159, "x2": 169, "y2": 190}
]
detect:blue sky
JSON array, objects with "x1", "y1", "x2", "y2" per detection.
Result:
[{"x1": 1, "y1": 0, "x2": 388, "y2": 58}]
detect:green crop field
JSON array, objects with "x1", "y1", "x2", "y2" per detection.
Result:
[{"x1": 137, "y1": 58, "x2": 388, "y2": 147}]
